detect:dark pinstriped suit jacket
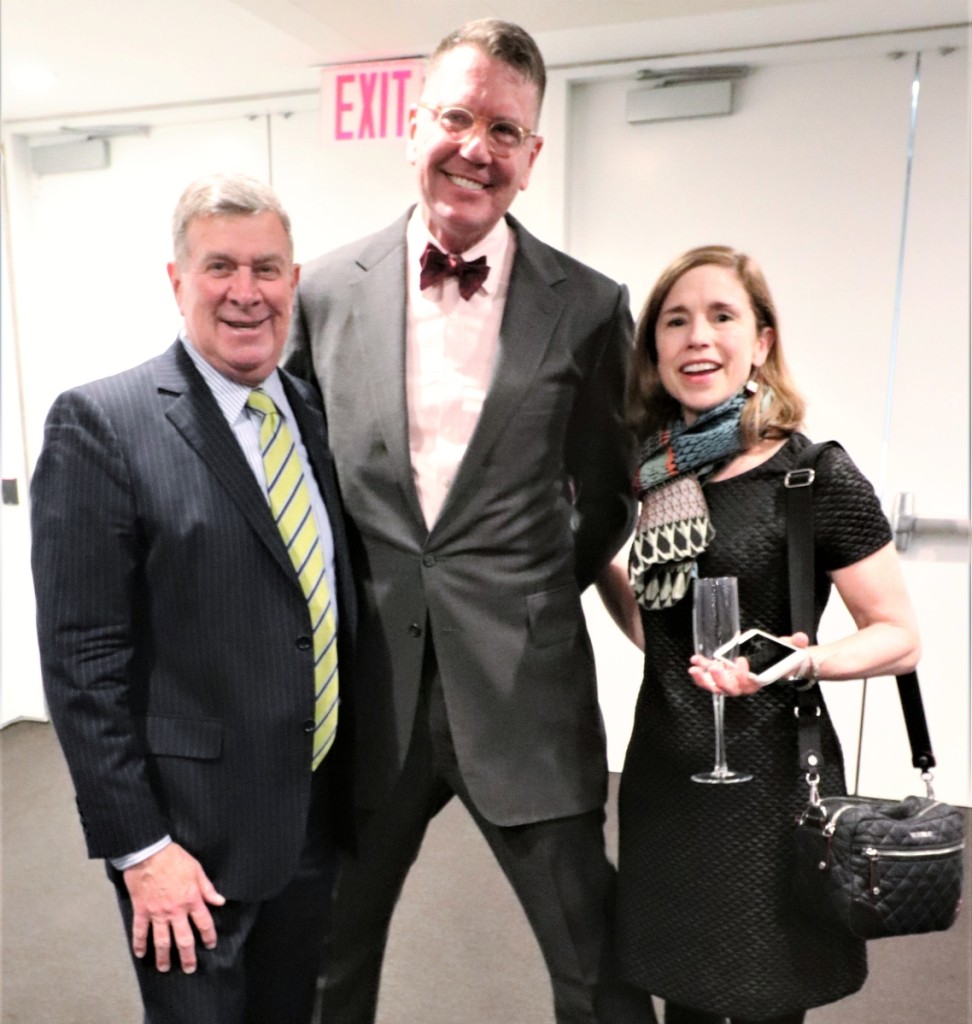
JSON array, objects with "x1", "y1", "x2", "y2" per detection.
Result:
[{"x1": 30, "y1": 340, "x2": 355, "y2": 901}]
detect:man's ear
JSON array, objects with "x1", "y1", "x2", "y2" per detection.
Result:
[
  {"x1": 405, "y1": 103, "x2": 420, "y2": 165},
  {"x1": 518, "y1": 135, "x2": 544, "y2": 192},
  {"x1": 167, "y1": 262, "x2": 183, "y2": 312}
]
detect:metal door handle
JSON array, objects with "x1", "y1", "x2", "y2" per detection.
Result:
[{"x1": 892, "y1": 493, "x2": 972, "y2": 552}]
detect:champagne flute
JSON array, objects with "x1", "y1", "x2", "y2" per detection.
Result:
[{"x1": 690, "y1": 576, "x2": 752, "y2": 784}]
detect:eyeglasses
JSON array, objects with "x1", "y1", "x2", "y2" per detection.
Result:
[{"x1": 418, "y1": 103, "x2": 538, "y2": 154}]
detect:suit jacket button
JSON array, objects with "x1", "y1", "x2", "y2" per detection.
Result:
[
  {"x1": 408, "y1": 622, "x2": 423, "y2": 637},
  {"x1": 422, "y1": 554, "x2": 436, "y2": 567},
  {"x1": 303, "y1": 719, "x2": 315, "y2": 733},
  {"x1": 296, "y1": 635, "x2": 312, "y2": 650}
]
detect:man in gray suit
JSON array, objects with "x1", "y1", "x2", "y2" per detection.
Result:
[
  {"x1": 30, "y1": 173, "x2": 355, "y2": 1024},
  {"x1": 287, "y1": 19, "x2": 636, "y2": 1024}
]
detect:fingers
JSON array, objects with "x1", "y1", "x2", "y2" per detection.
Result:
[
  {"x1": 132, "y1": 900, "x2": 218, "y2": 973},
  {"x1": 124, "y1": 843, "x2": 225, "y2": 974},
  {"x1": 688, "y1": 661, "x2": 718, "y2": 692},
  {"x1": 131, "y1": 909, "x2": 150, "y2": 960},
  {"x1": 193, "y1": 869, "x2": 226, "y2": 952},
  {"x1": 128, "y1": 906, "x2": 191, "y2": 973},
  {"x1": 689, "y1": 654, "x2": 729, "y2": 692},
  {"x1": 153, "y1": 920, "x2": 175, "y2": 973},
  {"x1": 689, "y1": 655, "x2": 761, "y2": 696},
  {"x1": 130, "y1": 900, "x2": 214, "y2": 974},
  {"x1": 191, "y1": 904, "x2": 218, "y2": 953},
  {"x1": 198, "y1": 874, "x2": 227, "y2": 910},
  {"x1": 171, "y1": 916, "x2": 201, "y2": 974},
  {"x1": 129, "y1": 904, "x2": 174, "y2": 971}
]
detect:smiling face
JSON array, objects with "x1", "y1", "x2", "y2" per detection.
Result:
[
  {"x1": 655, "y1": 263, "x2": 774, "y2": 425},
  {"x1": 408, "y1": 44, "x2": 543, "y2": 254},
  {"x1": 168, "y1": 211, "x2": 298, "y2": 386}
]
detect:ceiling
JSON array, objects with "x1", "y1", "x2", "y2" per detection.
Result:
[{"x1": 2, "y1": 0, "x2": 968, "y2": 127}]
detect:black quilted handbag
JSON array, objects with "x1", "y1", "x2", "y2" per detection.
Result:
[
  {"x1": 785, "y1": 443, "x2": 966, "y2": 940},
  {"x1": 794, "y1": 789, "x2": 965, "y2": 938}
]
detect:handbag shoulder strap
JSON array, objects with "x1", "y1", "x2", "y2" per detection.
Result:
[
  {"x1": 785, "y1": 441, "x2": 838, "y2": 772},
  {"x1": 895, "y1": 672, "x2": 936, "y2": 771},
  {"x1": 785, "y1": 440, "x2": 936, "y2": 773},
  {"x1": 785, "y1": 440, "x2": 838, "y2": 642}
]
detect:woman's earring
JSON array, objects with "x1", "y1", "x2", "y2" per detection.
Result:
[{"x1": 744, "y1": 373, "x2": 759, "y2": 395}]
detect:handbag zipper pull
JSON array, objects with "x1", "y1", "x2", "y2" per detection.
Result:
[
  {"x1": 815, "y1": 817, "x2": 834, "y2": 869},
  {"x1": 864, "y1": 846, "x2": 880, "y2": 896},
  {"x1": 821, "y1": 832, "x2": 833, "y2": 870}
]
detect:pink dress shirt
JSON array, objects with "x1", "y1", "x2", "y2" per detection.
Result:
[{"x1": 405, "y1": 211, "x2": 515, "y2": 526}]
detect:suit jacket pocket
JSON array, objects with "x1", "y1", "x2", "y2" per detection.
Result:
[
  {"x1": 142, "y1": 715, "x2": 223, "y2": 760},
  {"x1": 526, "y1": 583, "x2": 582, "y2": 648}
]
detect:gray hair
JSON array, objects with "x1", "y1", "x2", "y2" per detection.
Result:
[
  {"x1": 430, "y1": 19, "x2": 546, "y2": 106},
  {"x1": 171, "y1": 173, "x2": 293, "y2": 265}
]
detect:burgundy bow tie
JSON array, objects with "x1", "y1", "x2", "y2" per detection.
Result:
[{"x1": 419, "y1": 243, "x2": 490, "y2": 300}]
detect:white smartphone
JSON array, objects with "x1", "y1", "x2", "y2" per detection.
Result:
[{"x1": 714, "y1": 629, "x2": 805, "y2": 685}]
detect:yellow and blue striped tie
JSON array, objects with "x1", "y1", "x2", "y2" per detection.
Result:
[{"x1": 247, "y1": 389, "x2": 338, "y2": 770}]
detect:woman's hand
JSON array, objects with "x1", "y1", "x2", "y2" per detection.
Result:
[
  {"x1": 688, "y1": 632, "x2": 813, "y2": 696},
  {"x1": 689, "y1": 654, "x2": 763, "y2": 696}
]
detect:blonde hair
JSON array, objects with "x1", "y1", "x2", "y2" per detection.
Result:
[{"x1": 626, "y1": 245, "x2": 805, "y2": 445}]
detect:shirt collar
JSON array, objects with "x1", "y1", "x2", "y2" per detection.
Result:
[{"x1": 179, "y1": 333, "x2": 286, "y2": 424}]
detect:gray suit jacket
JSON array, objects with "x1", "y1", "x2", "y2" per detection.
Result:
[
  {"x1": 287, "y1": 212, "x2": 635, "y2": 825},
  {"x1": 30, "y1": 341, "x2": 356, "y2": 900}
]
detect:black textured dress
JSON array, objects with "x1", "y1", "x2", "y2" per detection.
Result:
[{"x1": 615, "y1": 434, "x2": 893, "y2": 1019}]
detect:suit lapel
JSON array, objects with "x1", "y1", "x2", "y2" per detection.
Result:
[
  {"x1": 433, "y1": 219, "x2": 566, "y2": 530},
  {"x1": 347, "y1": 218, "x2": 426, "y2": 529},
  {"x1": 282, "y1": 372, "x2": 332, "y2": 491},
  {"x1": 157, "y1": 342, "x2": 298, "y2": 585}
]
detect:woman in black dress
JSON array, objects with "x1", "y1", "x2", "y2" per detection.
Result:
[{"x1": 598, "y1": 245, "x2": 920, "y2": 1023}]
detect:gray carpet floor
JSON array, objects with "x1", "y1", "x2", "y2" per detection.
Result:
[{"x1": 2, "y1": 721, "x2": 970, "y2": 1023}]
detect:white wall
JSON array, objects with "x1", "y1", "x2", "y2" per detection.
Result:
[
  {"x1": 1, "y1": 137, "x2": 44, "y2": 723},
  {"x1": 2, "y1": 28, "x2": 969, "y2": 806}
]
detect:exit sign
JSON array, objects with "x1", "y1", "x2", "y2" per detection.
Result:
[{"x1": 321, "y1": 59, "x2": 425, "y2": 143}]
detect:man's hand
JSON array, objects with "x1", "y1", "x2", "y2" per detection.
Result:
[{"x1": 123, "y1": 842, "x2": 226, "y2": 974}]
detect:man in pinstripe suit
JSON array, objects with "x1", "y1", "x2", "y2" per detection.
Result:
[{"x1": 30, "y1": 173, "x2": 355, "y2": 1024}]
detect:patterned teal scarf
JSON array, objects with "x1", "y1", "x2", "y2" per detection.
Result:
[{"x1": 629, "y1": 391, "x2": 747, "y2": 610}]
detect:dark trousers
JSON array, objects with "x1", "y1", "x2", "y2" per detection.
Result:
[
  {"x1": 314, "y1": 651, "x2": 627, "y2": 1024},
  {"x1": 114, "y1": 768, "x2": 336, "y2": 1024}
]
